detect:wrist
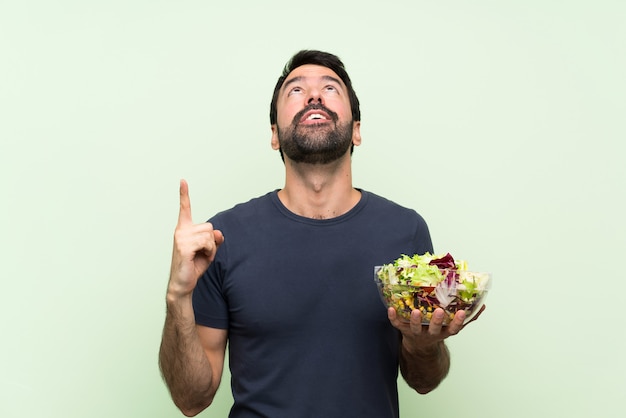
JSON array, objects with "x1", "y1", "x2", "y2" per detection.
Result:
[
  {"x1": 402, "y1": 338, "x2": 445, "y2": 358},
  {"x1": 165, "y1": 291, "x2": 196, "y2": 328},
  {"x1": 165, "y1": 286, "x2": 194, "y2": 306}
]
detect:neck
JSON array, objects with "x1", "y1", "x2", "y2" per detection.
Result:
[{"x1": 278, "y1": 156, "x2": 360, "y2": 219}]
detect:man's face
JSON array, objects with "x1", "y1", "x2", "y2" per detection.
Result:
[{"x1": 271, "y1": 64, "x2": 361, "y2": 164}]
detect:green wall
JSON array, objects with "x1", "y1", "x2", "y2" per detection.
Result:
[{"x1": 1, "y1": 1, "x2": 624, "y2": 417}]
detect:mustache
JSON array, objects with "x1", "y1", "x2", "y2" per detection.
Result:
[{"x1": 292, "y1": 104, "x2": 339, "y2": 125}]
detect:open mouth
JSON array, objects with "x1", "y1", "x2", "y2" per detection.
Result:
[
  {"x1": 296, "y1": 105, "x2": 336, "y2": 125},
  {"x1": 304, "y1": 112, "x2": 329, "y2": 121}
]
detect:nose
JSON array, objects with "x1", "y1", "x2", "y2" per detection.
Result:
[{"x1": 307, "y1": 89, "x2": 323, "y2": 105}]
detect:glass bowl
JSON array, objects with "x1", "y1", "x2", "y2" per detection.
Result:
[{"x1": 374, "y1": 266, "x2": 491, "y2": 325}]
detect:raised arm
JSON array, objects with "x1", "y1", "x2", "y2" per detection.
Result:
[{"x1": 158, "y1": 180, "x2": 227, "y2": 416}]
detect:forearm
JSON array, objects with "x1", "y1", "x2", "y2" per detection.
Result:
[
  {"x1": 399, "y1": 339, "x2": 450, "y2": 394},
  {"x1": 159, "y1": 294, "x2": 215, "y2": 416}
]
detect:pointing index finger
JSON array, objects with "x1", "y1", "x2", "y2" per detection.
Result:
[{"x1": 178, "y1": 179, "x2": 193, "y2": 226}]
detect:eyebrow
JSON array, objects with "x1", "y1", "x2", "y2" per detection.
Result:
[{"x1": 282, "y1": 75, "x2": 344, "y2": 92}]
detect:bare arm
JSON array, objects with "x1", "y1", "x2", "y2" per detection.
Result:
[
  {"x1": 159, "y1": 295, "x2": 227, "y2": 416},
  {"x1": 388, "y1": 305, "x2": 485, "y2": 393},
  {"x1": 158, "y1": 180, "x2": 226, "y2": 416},
  {"x1": 398, "y1": 339, "x2": 450, "y2": 394}
]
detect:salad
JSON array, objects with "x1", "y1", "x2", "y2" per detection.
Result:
[{"x1": 375, "y1": 252, "x2": 490, "y2": 324}]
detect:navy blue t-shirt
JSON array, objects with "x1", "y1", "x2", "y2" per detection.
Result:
[{"x1": 193, "y1": 190, "x2": 433, "y2": 418}]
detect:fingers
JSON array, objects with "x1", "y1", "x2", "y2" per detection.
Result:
[
  {"x1": 196, "y1": 223, "x2": 224, "y2": 261},
  {"x1": 176, "y1": 222, "x2": 222, "y2": 257},
  {"x1": 426, "y1": 309, "x2": 445, "y2": 335},
  {"x1": 169, "y1": 221, "x2": 223, "y2": 296},
  {"x1": 387, "y1": 307, "x2": 402, "y2": 327},
  {"x1": 169, "y1": 180, "x2": 226, "y2": 299},
  {"x1": 176, "y1": 180, "x2": 225, "y2": 249},
  {"x1": 389, "y1": 305, "x2": 484, "y2": 355},
  {"x1": 178, "y1": 179, "x2": 193, "y2": 227},
  {"x1": 213, "y1": 229, "x2": 225, "y2": 247},
  {"x1": 387, "y1": 308, "x2": 425, "y2": 336},
  {"x1": 446, "y1": 310, "x2": 466, "y2": 335},
  {"x1": 388, "y1": 307, "x2": 466, "y2": 337}
]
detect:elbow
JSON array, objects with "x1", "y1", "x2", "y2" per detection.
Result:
[
  {"x1": 172, "y1": 392, "x2": 214, "y2": 417},
  {"x1": 415, "y1": 385, "x2": 436, "y2": 395},
  {"x1": 180, "y1": 408, "x2": 202, "y2": 417},
  {"x1": 176, "y1": 400, "x2": 212, "y2": 417},
  {"x1": 410, "y1": 376, "x2": 446, "y2": 395}
]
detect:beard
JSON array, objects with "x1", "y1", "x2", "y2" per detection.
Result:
[{"x1": 277, "y1": 104, "x2": 354, "y2": 165}]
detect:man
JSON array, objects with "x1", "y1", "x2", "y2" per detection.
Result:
[{"x1": 159, "y1": 50, "x2": 483, "y2": 417}]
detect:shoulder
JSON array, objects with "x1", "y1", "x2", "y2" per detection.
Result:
[
  {"x1": 360, "y1": 190, "x2": 431, "y2": 239},
  {"x1": 361, "y1": 190, "x2": 426, "y2": 220},
  {"x1": 209, "y1": 191, "x2": 277, "y2": 224}
]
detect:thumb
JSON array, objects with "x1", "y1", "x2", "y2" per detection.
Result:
[{"x1": 213, "y1": 229, "x2": 225, "y2": 246}]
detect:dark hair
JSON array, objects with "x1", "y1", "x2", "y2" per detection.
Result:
[{"x1": 269, "y1": 50, "x2": 361, "y2": 125}]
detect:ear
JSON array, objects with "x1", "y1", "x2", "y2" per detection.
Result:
[
  {"x1": 352, "y1": 121, "x2": 362, "y2": 146},
  {"x1": 271, "y1": 125, "x2": 280, "y2": 150}
]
